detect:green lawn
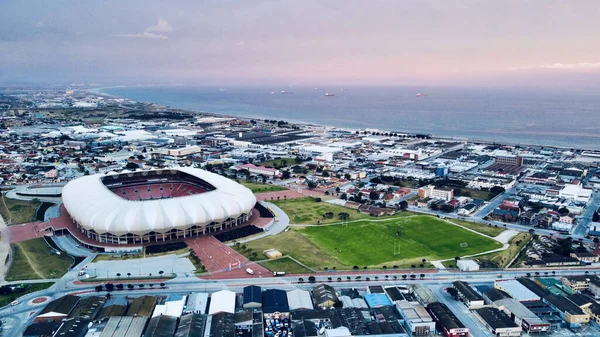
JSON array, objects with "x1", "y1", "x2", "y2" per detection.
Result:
[
  {"x1": 0, "y1": 197, "x2": 41, "y2": 225},
  {"x1": 299, "y1": 215, "x2": 503, "y2": 267},
  {"x1": 0, "y1": 282, "x2": 54, "y2": 308},
  {"x1": 242, "y1": 215, "x2": 502, "y2": 269},
  {"x1": 259, "y1": 257, "x2": 313, "y2": 274},
  {"x1": 273, "y1": 197, "x2": 414, "y2": 225},
  {"x1": 257, "y1": 158, "x2": 295, "y2": 168},
  {"x1": 446, "y1": 219, "x2": 505, "y2": 237},
  {"x1": 240, "y1": 181, "x2": 287, "y2": 193},
  {"x1": 6, "y1": 238, "x2": 74, "y2": 281}
]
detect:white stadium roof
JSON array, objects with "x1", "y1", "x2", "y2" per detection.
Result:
[{"x1": 62, "y1": 167, "x2": 256, "y2": 235}]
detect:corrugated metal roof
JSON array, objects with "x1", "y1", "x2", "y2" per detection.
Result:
[
  {"x1": 287, "y1": 289, "x2": 314, "y2": 311},
  {"x1": 209, "y1": 290, "x2": 236, "y2": 315}
]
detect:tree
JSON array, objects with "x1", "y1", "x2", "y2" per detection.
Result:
[
  {"x1": 116, "y1": 273, "x2": 121, "y2": 279},
  {"x1": 344, "y1": 173, "x2": 351, "y2": 180},
  {"x1": 116, "y1": 284, "x2": 124, "y2": 290},
  {"x1": 369, "y1": 191, "x2": 380, "y2": 200},
  {"x1": 149, "y1": 284, "x2": 154, "y2": 288},
  {"x1": 95, "y1": 285, "x2": 103, "y2": 292},
  {"x1": 308, "y1": 276, "x2": 316, "y2": 283},
  {"x1": 298, "y1": 278, "x2": 304, "y2": 283},
  {"x1": 420, "y1": 274, "x2": 425, "y2": 279},
  {"x1": 340, "y1": 193, "x2": 347, "y2": 200},
  {"x1": 160, "y1": 283, "x2": 166, "y2": 288},
  {"x1": 159, "y1": 270, "x2": 164, "y2": 277},
  {"x1": 410, "y1": 275, "x2": 416, "y2": 279},
  {"x1": 327, "y1": 277, "x2": 332, "y2": 282},
  {"x1": 593, "y1": 237, "x2": 600, "y2": 246},
  {"x1": 138, "y1": 284, "x2": 145, "y2": 288},
  {"x1": 127, "y1": 272, "x2": 131, "y2": 278},
  {"x1": 347, "y1": 276, "x2": 351, "y2": 281},
  {"x1": 558, "y1": 207, "x2": 570, "y2": 216},
  {"x1": 422, "y1": 259, "x2": 427, "y2": 264},
  {"x1": 398, "y1": 201, "x2": 408, "y2": 211},
  {"x1": 105, "y1": 283, "x2": 115, "y2": 292},
  {"x1": 402, "y1": 275, "x2": 407, "y2": 279},
  {"x1": 337, "y1": 277, "x2": 342, "y2": 282},
  {"x1": 127, "y1": 284, "x2": 134, "y2": 289}
]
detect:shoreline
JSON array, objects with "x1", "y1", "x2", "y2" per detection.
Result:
[{"x1": 91, "y1": 86, "x2": 600, "y2": 153}]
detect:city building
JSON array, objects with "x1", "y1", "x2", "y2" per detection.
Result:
[{"x1": 417, "y1": 185, "x2": 454, "y2": 201}]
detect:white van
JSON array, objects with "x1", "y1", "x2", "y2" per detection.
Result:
[{"x1": 246, "y1": 268, "x2": 254, "y2": 275}]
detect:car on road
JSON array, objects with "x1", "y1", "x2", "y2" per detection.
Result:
[{"x1": 10, "y1": 300, "x2": 19, "y2": 306}]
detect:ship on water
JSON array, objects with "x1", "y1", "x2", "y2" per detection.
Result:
[
  {"x1": 416, "y1": 93, "x2": 429, "y2": 97},
  {"x1": 324, "y1": 93, "x2": 335, "y2": 97}
]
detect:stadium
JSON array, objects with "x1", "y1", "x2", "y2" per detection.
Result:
[{"x1": 61, "y1": 167, "x2": 256, "y2": 246}]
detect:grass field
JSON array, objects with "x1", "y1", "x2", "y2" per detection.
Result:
[
  {"x1": 257, "y1": 158, "x2": 295, "y2": 168},
  {"x1": 446, "y1": 218, "x2": 505, "y2": 237},
  {"x1": 0, "y1": 282, "x2": 54, "y2": 307},
  {"x1": 242, "y1": 215, "x2": 502, "y2": 269},
  {"x1": 273, "y1": 197, "x2": 414, "y2": 225},
  {"x1": 6, "y1": 238, "x2": 74, "y2": 281},
  {"x1": 299, "y1": 216, "x2": 502, "y2": 267},
  {"x1": 259, "y1": 257, "x2": 313, "y2": 274},
  {"x1": 240, "y1": 181, "x2": 287, "y2": 193},
  {"x1": 0, "y1": 197, "x2": 41, "y2": 225}
]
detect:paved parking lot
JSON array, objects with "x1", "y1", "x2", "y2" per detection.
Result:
[{"x1": 84, "y1": 254, "x2": 196, "y2": 279}]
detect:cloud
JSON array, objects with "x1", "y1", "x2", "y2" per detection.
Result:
[
  {"x1": 145, "y1": 17, "x2": 174, "y2": 35},
  {"x1": 115, "y1": 17, "x2": 173, "y2": 40},
  {"x1": 508, "y1": 62, "x2": 600, "y2": 71},
  {"x1": 115, "y1": 32, "x2": 169, "y2": 40}
]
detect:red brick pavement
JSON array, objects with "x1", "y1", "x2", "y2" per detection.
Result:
[{"x1": 185, "y1": 235, "x2": 270, "y2": 278}]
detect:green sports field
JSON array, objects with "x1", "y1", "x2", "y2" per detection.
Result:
[{"x1": 299, "y1": 215, "x2": 502, "y2": 266}]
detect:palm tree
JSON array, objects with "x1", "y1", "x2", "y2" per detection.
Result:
[
  {"x1": 346, "y1": 276, "x2": 351, "y2": 281},
  {"x1": 158, "y1": 271, "x2": 164, "y2": 277},
  {"x1": 116, "y1": 273, "x2": 121, "y2": 279},
  {"x1": 127, "y1": 272, "x2": 131, "y2": 278},
  {"x1": 420, "y1": 274, "x2": 425, "y2": 279}
]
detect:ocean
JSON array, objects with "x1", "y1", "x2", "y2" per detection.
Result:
[{"x1": 100, "y1": 86, "x2": 600, "y2": 150}]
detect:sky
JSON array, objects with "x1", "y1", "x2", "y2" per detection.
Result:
[{"x1": 1, "y1": 0, "x2": 600, "y2": 87}]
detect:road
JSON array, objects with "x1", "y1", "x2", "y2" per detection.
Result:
[{"x1": 573, "y1": 190, "x2": 600, "y2": 236}]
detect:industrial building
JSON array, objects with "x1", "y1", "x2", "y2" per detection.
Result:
[
  {"x1": 312, "y1": 284, "x2": 340, "y2": 309},
  {"x1": 184, "y1": 293, "x2": 209, "y2": 314},
  {"x1": 396, "y1": 301, "x2": 435, "y2": 336},
  {"x1": 473, "y1": 307, "x2": 522, "y2": 337},
  {"x1": 287, "y1": 289, "x2": 314, "y2": 311},
  {"x1": 452, "y1": 281, "x2": 484, "y2": 309},
  {"x1": 209, "y1": 290, "x2": 236, "y2": 315},
  {"x1": 495, "y1": 280, "x2": 541, "y2": 302},
  {"x1": 243, "y1": 285, "x2": 262, "y2": 309},
  {"x1": 426, "y1": 302, "x2": 469, "y2": 337}
]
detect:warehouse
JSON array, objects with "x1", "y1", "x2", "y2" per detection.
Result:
[
  {"x1": 262, "y1": 289, "x2": 290, "y2": 316},
  {"x1": 209, "y1": 290, "x2": 236, "y2": 315},
  {"x1": 98, "y1": 316, "x2": 149, "y2": 337},
  {"x1": 313, "y1": 284, "x2": 340, "y2": 309},
  {"x1": 495, "y1": 280, "x2": 541, "y2": 302},
  {"x1": 243, "y1": 285, "x2": 262, "y2": 309},
  {"x1": 287, "y1": 289, "x2": 314, "y2": 311},
  {"x1": 184, "y1": 293, "x2": 209, "y2": 314},
  {"x1": 452, "y1": 281, "x2": 484, "y2": 309},
  {"x1": 426, "y1": 302, "x2": 469, "y2": 337},
  {"x1": 544, "y1": 295, "x2": 590, "y2": 328},
  {"x1": 34, "y1": 295, "x2": 81, "y2": 323},
  {"x1": 152, "y1": 294, "x2": 186, "y2": 318},
  {"x1": 473, "y1": 307, "x2": 522, "y2": 337},
  {"x1": 396, "y1": 301, "x2": 435, "y2": 336},
  {"x1": 174, "y1": 314, "x2": 208, "y2": 337},
  {"x1": 364, "y1": 293, "x2": 392, "y2": 308},
  {"x1": 493, "y1": 298, "x2": 551, "y2": 334},
  {"x1": 126, "y1": 296, "x2": 157, "y2": 317},
  {"x1": 145, "y1": 315, "x2": 178, "y2": 337}
]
